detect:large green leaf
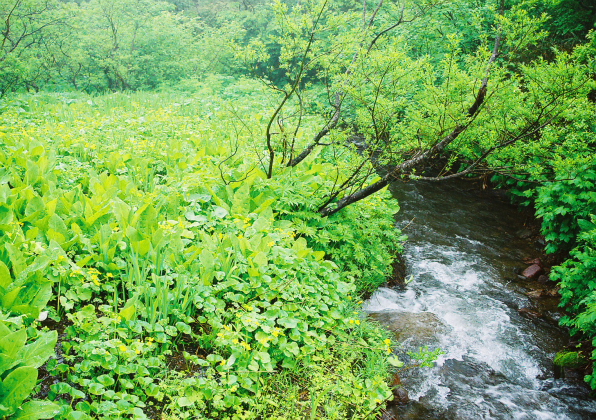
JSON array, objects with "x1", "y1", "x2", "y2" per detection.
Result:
[
  {"x1": 4, "y1": 244, "x2": 26, "y2": 278},
  {"x1": 200, "y1": 250, "x2": 215, "y2": 286},
  {"x1": 0, "y1": 260, "x2": 12, "y2": 289},
  {"x1": 21, "y1": 330, "x2": 57, "y2": 369},
  {"x1": 131, "y1": 239, "x2": 151, "y2": 256},
  {"x1": 85, "y1": 205, "x2": 111, "y2": 227},
  {"x1": 0, "y1": 329, "x2": 27, "y2": 373},
  {"x1": 0, "y1": 366, "x2": 37, "y2": 415},
  {"x1": 119, "y1": 298, "x2": 137, "y2": 321},
  {"x1": 231, "y1": 183, "x2": 250, "y2": 215},
  {"x1": 133, "y1": 202, "x2": 157, "y2": 232},
  {"x1": 9, "y1": 279, "x2": 52, "y2": 318},
  {"x1": 48, "y1": 214, "x2": 69, "y2": 242},
  {"x1": 11, "y1": 400, "x2": 60, "y2": 420},
  {"x1": 0, "y1": 204, "x2": 13, "y2": 225},
  {"x1": 1, "y1": 287, "x2": 24, "y2": 310},
  {"x1": 23, "y1": 196, "x2": 46, "y2": 220}
]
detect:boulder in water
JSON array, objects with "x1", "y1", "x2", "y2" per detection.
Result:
[
  {"x1": 537, "y1": 274, "x2": 552, "y2": 283},
  {"x1": 525, "y1": 288, "x2": 558, "y2": 299},
  {"x1": 392, "y1": 387, "x2": 410, "y2": 405},
  {"x1": 370, "y1": 311, "x2": 447, "y2": 344},
  {"x1": 522, "y1": 264, "x2": 543, "y2": 279},
  {"x1": 517, "y1": 229, "x2": 533, "y2": 239},
  {"x1": 518, "y1": 307, "x2": 544, "y2": 319},
  {"x1": 526, "y1": 289, "x2": 546, "y2": 299}
]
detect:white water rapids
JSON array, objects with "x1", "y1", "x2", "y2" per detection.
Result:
[{"x1": 365, "y1": 181, "x2": 596, "y2": 420}]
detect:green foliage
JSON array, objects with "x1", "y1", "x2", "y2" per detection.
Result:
[
  {"x1": 554, "y1": 351, "x2": 588, "y2": 368},
  {"x1": 0, "y1": 322, "x2": 59, "y2": 420},
  {"x1": 551, "y1": 216, "x2": 596, "y2": 327},
  {"x1": 0, "y1": 90, "x2": 403, "y2": 419},
  {"x1": 0, "y1": 0, "x2": 259, "y2": 93},
  {"x1": 535, "y1": 0, "x2": 596, "y2": 47},
  {"x1": 4, "y1": 0, "x2": 595, "y2": 406},
  {"x1": 48, "y1": 305, "x2": 171, "y2": 419},
  {"x1": 273, "y1": 188, "x2": 405, "y2": 295},
  {"x1": 536, "y1": 165, "x2": 596, "y2": 253}
]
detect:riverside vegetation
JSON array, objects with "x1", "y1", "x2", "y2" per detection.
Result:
[
  {"x1": 0, "y1": 87, "x2": 406, "y2": 419},
  {"x1": 1, "y1": 0, "x2": 596, "y2": 419}
]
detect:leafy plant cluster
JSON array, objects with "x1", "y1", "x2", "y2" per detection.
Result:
[
  {"x1": 0, "y1": 88, "x2": 405, "y2": 419},
  {"x1": 0, "y1": 321, "x2": 58, "y2": 419}
]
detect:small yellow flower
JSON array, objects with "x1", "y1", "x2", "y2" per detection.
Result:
[
  {"x1": 384, "y1": 339, "x2": 392, "y2": 346},
  {"x1": 119, "y1": 345, "x2": 128, "y2": 352},
  {"x1": 267, "y1": 241, "x2": 275, "y2": 247},
  {"x1": 230, "y1": 385, "x2": 238, "y2": 392},
  {"x1": 241, "y1": 342, "x2": 251, "y2": 351},
  {"x1": 355, "y1": 320, "x2": 361, "y2": 325},
  {"x1": 107, "y1": 273, "x2": 114, "y2": 278},
  {"x1": 135, "y1": 349, "x2": 141, "y2": 355},
  {"x1": 349, "y1": 320, "x2": 355, "y2": 324}
]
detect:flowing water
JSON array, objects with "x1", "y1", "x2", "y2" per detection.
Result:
[{"x1": 364, "y1": 180, "x2": 596, "y2": 420}]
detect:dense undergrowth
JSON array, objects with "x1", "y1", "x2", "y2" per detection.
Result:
[{"x1": 0, "y1": 84, "x2": 405, "y2": 419}]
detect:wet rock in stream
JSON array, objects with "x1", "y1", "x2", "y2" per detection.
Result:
[
  {"x1": 526, "y1": 289, "x2": 559, "y2": 299},
  {"x1": 523, "y1": 264, "x2": 544, "y2": 279},
  {"x1": 369, "y1": 311, "x2": 448, "y2": 346}
]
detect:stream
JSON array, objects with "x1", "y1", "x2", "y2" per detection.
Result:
[{"x1": 364, "y1": 180, "x2": 596, "y2": 420}]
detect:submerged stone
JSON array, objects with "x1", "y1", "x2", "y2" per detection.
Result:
[
  {"x1": 522, "y1": 264, "x2": 543, "y2": 279},
  {"x1": 370, "y1": 311, "x2": 448, "y2": 344}
]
